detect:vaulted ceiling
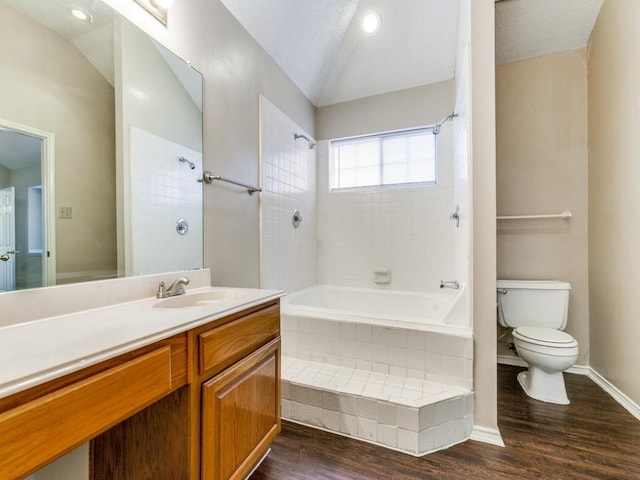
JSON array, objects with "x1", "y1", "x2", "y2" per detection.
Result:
[
  {"x1": 219, "y1": 0, "x2": 460, "y2": 107},
  {"x1": 221, "y1": 0, "x2": 605, "y2": 107}
]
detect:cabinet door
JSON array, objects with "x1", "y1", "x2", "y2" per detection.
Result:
[{"x1": 201, "y1": 338, "x2": 281, "y2": 480}]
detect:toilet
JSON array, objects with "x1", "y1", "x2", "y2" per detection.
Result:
[{"x1": 496, "y1": 280, "x2": 579, "y2": 405}]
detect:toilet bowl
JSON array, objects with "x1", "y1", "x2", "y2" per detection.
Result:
[
  {"x1": 497, "y1": 280, "x2": 579, "y2": 405},
  {"x1": 512, "y1": 326, "x2": 578, "y2": 404}
]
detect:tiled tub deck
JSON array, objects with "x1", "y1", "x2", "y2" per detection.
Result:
[{"x1": 280, "y1": 314, "x2": 474, "y2": 455}]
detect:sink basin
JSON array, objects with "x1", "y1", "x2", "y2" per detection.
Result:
[{"x1": 154, "y1": 290, "x2": 247, "y2": 308}]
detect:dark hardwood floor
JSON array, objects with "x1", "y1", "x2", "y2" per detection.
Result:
[{"x1": 251, "y1": 365, "x2": 640, "y2": 479}]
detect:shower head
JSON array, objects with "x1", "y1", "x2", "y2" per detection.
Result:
[
  {"x1": 294, "y1": 133, "x2": 316, "y2": 150},
  {"x1": 179, "y1": 156, "x2": 196, "y2": 170}
]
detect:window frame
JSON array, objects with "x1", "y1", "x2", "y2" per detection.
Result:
[{"x1": 328, "y1": 126, "x2": 438, "y2": 192}]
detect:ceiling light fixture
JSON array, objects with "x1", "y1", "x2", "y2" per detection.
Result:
[
  {"x1": 151, "y1": 0, "x2": 174, "y2": 9},
  {"x1": 134, "y1": 0, "x2": 172, "y2": 25},
  {"x1": 361, "y1": 10, "x2": 382, "y2": 36},
  {"x1": 71, "y1": 8, "x2": 93, "y2": 23}
]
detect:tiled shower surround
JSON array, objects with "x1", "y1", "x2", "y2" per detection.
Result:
[
  {"x1": 280, "y1": 313, "x2": 474, "y2": 455},
  {"x1": 129, "y1": 128, "x2": 203, "y2": 276},
  {"x1": 259, "y1": 96, "x2": 317, "y2": 293},
  {"x1": 316, "y1": 124, "x2": 455, "y2": 292},
  {"x1": 259, "y1": 98, "x2": 472, "y2": 455}
]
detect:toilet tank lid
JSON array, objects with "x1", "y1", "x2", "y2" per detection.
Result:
[{"x1": 497, "y1": 280, "x2": 571, "y2": 290}]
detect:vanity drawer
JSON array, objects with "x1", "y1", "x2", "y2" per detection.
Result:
[
  {"x1": 198, "y1": 304, "x2": 280, "y2": 376},
  {"x1": 0, "y1": 346, "x2": 173, "y2": 479}
]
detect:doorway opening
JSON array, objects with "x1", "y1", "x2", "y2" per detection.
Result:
[{"x1": 0, "y1": 120, "x2": 55, "y2": 291}]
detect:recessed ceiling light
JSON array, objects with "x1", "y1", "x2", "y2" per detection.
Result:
[
  {"x1": 71, "y1": 8, "x2": 93, "y2": 23},
  {"x1": 361, "y1": 10, "x2": 382, "y2": 36}
]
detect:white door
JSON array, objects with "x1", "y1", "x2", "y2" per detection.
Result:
[{"x1": 0, "y1": 187, "x2": 16, "y2": 292}]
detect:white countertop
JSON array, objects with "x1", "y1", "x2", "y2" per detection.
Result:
[{"x1": 0, "y1": 286, "x2": 284, "y2": 400}]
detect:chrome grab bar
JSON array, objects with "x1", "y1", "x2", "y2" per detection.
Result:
[
  {"x1": 497, "y1": 211, "x2": 572, "y2": 220},
  {"x1": 199, "y1": 171, "x2": 262, "y2": 196}
]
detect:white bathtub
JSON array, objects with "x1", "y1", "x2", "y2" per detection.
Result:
[{"x1": 282, "y1": 284, "x2": 470, "y2": 334}]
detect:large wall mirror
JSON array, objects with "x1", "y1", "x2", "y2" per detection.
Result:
[{"x1": 0, "y1": 0, "x2": 203, "y2": 292}]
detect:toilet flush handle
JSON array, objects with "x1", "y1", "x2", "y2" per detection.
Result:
[{"x1": 497, "y1": 289, "x2": 507, "y2": 295}]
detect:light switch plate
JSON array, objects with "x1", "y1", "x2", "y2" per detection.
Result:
[{"x1": 59, "y1": 206, "x2": 72, "y2": 219}]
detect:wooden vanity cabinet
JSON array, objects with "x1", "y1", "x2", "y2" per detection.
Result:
[
  {"x1": 0, "y1": 333, "x2": 187, "y2": 480},
  {"x1": 198, "y1": 304, "x2": 281, "y2": 480},
  {"x1": 90, "y1": 300, "x2": 281, "y2": 480}
]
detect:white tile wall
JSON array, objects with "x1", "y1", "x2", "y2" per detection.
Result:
[
  {"x1": 280, "y1": 307, "x2": 474, "y2": 456},
  {"x1": 281, "y1": 314, "x2": 473, "y2": 389},
  {"x1": 317, "y1": 124, "x2": 457, "y2": 292},
  {"x1": 453, "y1": 56, "x2": 472, "y2": 290},
  {"x1": 281, "y1": 356, "x2": 474, "y2": 456},
  {"x1": 259, "y1": 96, "x2": 317, "y2": 293},
  {"x1": 129, "y1": 127, "x2": 203, "y2": 276}
]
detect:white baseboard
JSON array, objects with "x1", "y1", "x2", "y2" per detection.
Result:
[
  {"x1": 588, "y1": 368, "x2": 640, "y2": 421},
  {"x1": 470, "y1": 425, "x2": 505, "y2": 447},
  {"x1": 566, "y1": 364, "x2": 590, "y2": 376}
]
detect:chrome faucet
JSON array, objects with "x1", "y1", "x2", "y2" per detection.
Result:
[
  {"x1": 440, "y1": 280, "x2": 459, "y2": 290},
  {"x1": 156, "y1": 277, "x2": 190, "y2": 298}
]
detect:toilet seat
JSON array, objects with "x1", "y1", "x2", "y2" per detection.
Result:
[{"x1": 513, "y1": 326, "x2": 577, "y2": 348}]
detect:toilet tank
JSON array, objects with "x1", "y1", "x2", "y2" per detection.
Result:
[{"x1": 497, "y1": 280, "x2": 571, "y2": 329}]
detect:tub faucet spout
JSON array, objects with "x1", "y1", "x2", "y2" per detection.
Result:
[{"x1": 440, "y1": 280, "x2": 459, "y2": 290}]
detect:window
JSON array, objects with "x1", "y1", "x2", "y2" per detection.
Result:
[{"x1": 329, "y1": 127, "x2": 436, "y2": 190}]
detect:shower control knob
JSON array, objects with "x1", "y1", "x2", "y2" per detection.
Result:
[
  {"x1": 292, "y1": 209, "x2": 302, "y2": 228},
  {"x1": 176, "y1": 219, "x2": 189, "y2": 236}
]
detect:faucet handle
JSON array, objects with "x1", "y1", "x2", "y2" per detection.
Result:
[{"x1": 156, "y1": 281, "x2": 167, "y2": 299}]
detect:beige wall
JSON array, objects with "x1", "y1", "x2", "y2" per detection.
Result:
[
  {"x1": 316, "y1": 80, "x2": 454, "y2": 140},
  {"x1": 0, "y1": 3, "x2": 117, "y2": 285},
  {"x1": 468, "y1": 0, "x2": 498, "y2": 435},
  {"x1": 496, "y1": 49, "x2": 590, "y2": 366},
  {"x1": 103, "y1": 0, "x2": 315, "y2": 288},
  {"x1": 588, "y1": 0, "x2": 640, "y2": 403}
]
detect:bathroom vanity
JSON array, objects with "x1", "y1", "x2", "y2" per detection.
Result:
[{"x1": 0, "y1": 281, "x2": 283, "y2": 480}]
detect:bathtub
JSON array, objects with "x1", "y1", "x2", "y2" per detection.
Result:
[
  {"x1": 282, "y1": 284, "x2": 470, "y2": 335},
  {"x1": 280, "y1": 283, "x2": 473, "y2": 392}
]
